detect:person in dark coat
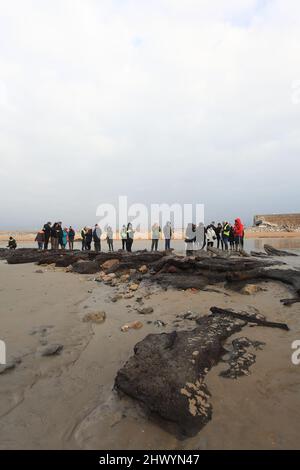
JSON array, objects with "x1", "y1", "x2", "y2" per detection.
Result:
[
  {"x1": 43, "y1": 222, "x2": 51, "y2": 250},
  {"x1": 68, "y1": 226, "x2": 75, "y2": 250},
  {"x1": 57, "y1": 222, "x2": 64, "y2": 249},
  {"x1": 7, "y1": 237, "x2": 17, "y2": 249},
  {"x1": 35, "y1": 230, "x2": 45, "y2": 250},
  {"x1": 215, "y1": 223, "x2": 224, "y2": 250},
  {"x1": 51, "y1": 223, "x2": 59, "y2": 250},
  {"x1": 126, "y1": 223, "x2": 134, "y2": 252},
  {"x1": 85, "y1": 228, "x2": 93, "y2": 251},
  {"x1": 229, "y1": 225, "x2": 235, "y2": 250},
  {"x1": 93, "y1": 224, "x2": 102, "y2": 252}
]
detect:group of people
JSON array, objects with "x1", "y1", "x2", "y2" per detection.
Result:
[
  {"x1": 185, "y1": 219, "x2": 245, "y2": 251},
  {"x1": 32, "y1": 221, "x2": 174, "y2": 252},
  {"x1": 80, "y1": 225, "x2": 116, "y2": 252},
  {"x1": 32, "y1": 222, "x2": 137, "y2": 253},
  {"x1": 6, "y1": 218, "x2": 245, "y2": 253},
  {"x1": 35, "y1": 222, "x2": 76, "y2": 251}
]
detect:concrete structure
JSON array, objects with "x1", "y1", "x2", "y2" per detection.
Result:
[{"x1": 253, "y1": 213, "x2": 300, "y2": 228}]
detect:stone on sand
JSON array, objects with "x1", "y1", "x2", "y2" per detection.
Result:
[
  {"x1": 137, "y1": 307, "x2": 154, "y2": 315},
  {"x1": 124, "y1": 293, "x2": 135, "y2": 299},
  {"x1": 39, "y1": 344, "x2": 64, "y2": 356},
  {"x1": 121, "y1": 321, "x2": 143, "y2": 332},
  {"x1": 241, "y1": 284, "x2": 264, "y2": 295},
  {"x1": 82, "y1": 311, "x2": 106, "y2": 324},
  {"x1": 139, "y1": 265, "x2": 148, "y2": 274},
  {"x1": 129, "y1": 283, "x2": 139, "y2": 291},
  {"x1": 101, "y1": 259, "x2": 120, "y2": 271}
]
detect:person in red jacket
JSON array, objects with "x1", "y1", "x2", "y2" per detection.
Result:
[{"x1": 234, "y1": 218, "x2": 244, "y2": 251}]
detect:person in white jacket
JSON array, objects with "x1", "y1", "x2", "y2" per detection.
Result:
[
  {"x1": 206, "y1": 224, "x2": 216, "y2": 249},
  {"x1": 93, "y1": 224, "x2": 102, "y2": 252}
]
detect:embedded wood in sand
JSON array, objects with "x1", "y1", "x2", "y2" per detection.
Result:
[
  {"x1": 115, "y1": 307, "x2": 289, "y2": 437},
  {"x1": 264, "y1": 244, "x2": 298, "y2": 257}
]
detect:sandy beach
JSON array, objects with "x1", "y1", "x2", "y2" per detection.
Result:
[{"x1": 1, "y1": 245, "x2": 300, "y2": 449}]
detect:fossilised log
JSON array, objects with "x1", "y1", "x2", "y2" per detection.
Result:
[
  {"x1": 220, "y1": 337, "x2": 265, "y2": 379},
  {"x1": 259, "y1": 269, "x2": 300, "y2": 295},
  {"x1": 150, "y1": 273, "x2": 209, "y2": 290},
  {"x1": 207, "y1": 246, "x2": 231, "y2": 258},
  {"x1": 115, "y1": 314, "x2": 246, "y2": 437},
  {"x1": 264, "y1": 244, "x2": 298, "y2": 257},
  {"x1": 280, "y1": 297, "x2": 300, "y2": 306},
  {"x1": 225, "y1": 267, "x2": 300, "y2": 297},
  {"x1": 3, "y1": 249, "x2": 166, "y2": 269},
  {"x1": 98, "y1": 251, "x2": 166, "y2": 272},
  {"x1": 4, "y1": 249, "x2": 298, "y2": 301},
  {"x1": 0, "y1": 248, "x2": 11, "y2": 260},
  {"x1": 71, "y1": 259, "x2": 100, "y2": 274},
  {"x1": 151, "y1": 254, "x2": 281, "y2": 276},
  {"x1": 5, "y1": 248, "x2": 47, "y2": 264},
  {"x1": 250, "y1": 251, "x2": 270, "y2": 258},
  {"x1": 210, "y1": 307, "x2": 289, "y2": 331},
  {"x1": 37, "y1": 252, "x2": 88, "y2": 267},
  {"x1": 115, "y1": 306, "x2": 289, "y2": 437}
]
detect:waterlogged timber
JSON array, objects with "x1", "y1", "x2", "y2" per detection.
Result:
[
  {"x1": 1, "y1": 247, "x2": 300, "y2": 299},
  {"x1": 115, "y1": 307, "x2": 289, "y2": 437},
  {"x1": 264, "y1": 244, "x2": 298, "y2": 257}
]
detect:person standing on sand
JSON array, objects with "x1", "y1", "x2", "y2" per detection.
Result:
[
  {"x1": 85, "y1": 227, "x2": 93, "y2": 251},
  {"x1": 151, "y1": 223, "x2": 161, "y2": 251},
  {"x1": 163, "y1": 221, "x2": 172, "y2": 251},
  {"x1": 126, "y1": 223, "x2": 134, "y2": 252},
  {"x1": 206, "y1": 224, "x2": 216, "y2": 249},
  {"x1": 51, "y1": 223, "x2": 59, "y2": 250},
  {"x1": 228, "y1": 224, "x2": 235, "y2": 250},
  {"x1": 93, "y1": 224, "x2": 102, "y2": 252},
  {"x1": 222, "y1": 221, "x2": 230, "y2": 251},
  {"x1": 7, "y1": 236, "x2": 17, "y2": 249},
  {"x1": 43, "y1": 222, "x2": 51, "y2": 250},
  {"x1": 106, "y1": 226, "x2": 114, "y2": 252},
  {"x1": 196, "y1": 222, "x2": 205, "y2": 249},
  {"x1": 68, "y1": 226, "x2": 75, "y2": 250},
  {"x1": 81, "y1": 227, "x2": 87, "y2": 251},
  {"x1": 215, "y1": 223, "x2": 224, "y2": 250},
  {"x1": 120, "y1": 225, "x2": 127, "y2": 250},
  {"x1": 57, "y1": 222, "x2": 64, "y2": 249},
  {"x1": 234, "y1": 218, "x2": 244, "y2": 251},
  {"x1": 61, "y1": 228, "x2": 68, "y2": 249},
  {"x1": 35, "y1": 229, "x2": 45, "y2": 250},
  {"x1": 241, "y1": 227, "x2": 245, "y2": 249},
  {"x1": 185, "y1": 223, "x2": 196, "y2": 252}
]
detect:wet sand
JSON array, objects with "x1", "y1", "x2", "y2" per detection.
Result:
[{"x1": 0, "y1": 253, "x2": 300, "y2": 449}]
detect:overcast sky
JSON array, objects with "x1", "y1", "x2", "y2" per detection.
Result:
[{"x1": 0, "y1": 0, "x2": 299, "y2": 229}]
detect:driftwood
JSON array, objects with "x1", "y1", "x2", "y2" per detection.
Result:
[
  {"x1": 115, "y1": 306, "x2": 289, "y2": 437},
  {"x1": 264, "y1": 244, "x2": 298, "y2": 257}
]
